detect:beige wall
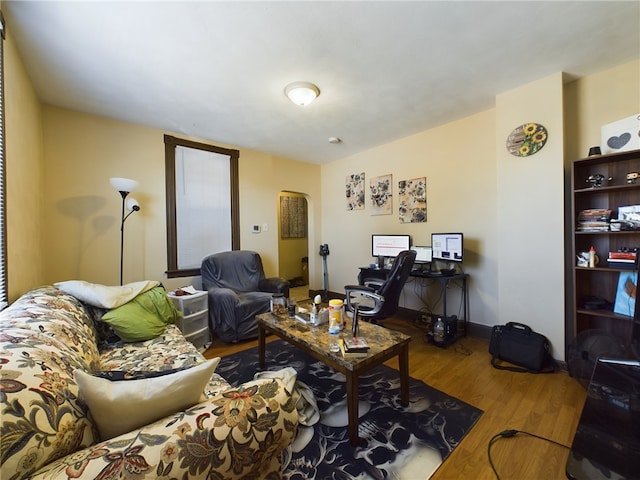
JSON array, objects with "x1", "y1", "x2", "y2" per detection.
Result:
[
  {"x1": 39, "y1": 106, "x2": 320, "y2": 292},
  {"x1": 564, "y1": 60, "x2": 640, "y2": 161},
  {"x1": 319, "y1": 62, "x2": 638, "y2": 360},
  {"x1": 5, "y1": 28, "x2": 45, "y2": 301},
  {"x1": 320, "y1": 109, "x2": 498, "y2": 327},
  {"x1": 496, "y1": 73, "x2": 565, "y2": 357}
]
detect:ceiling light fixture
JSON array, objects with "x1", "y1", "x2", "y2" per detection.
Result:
[{"x1": 284, "y1": 81, "x2": 320, "y2": 106}]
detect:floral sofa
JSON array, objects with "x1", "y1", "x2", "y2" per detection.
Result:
[{"x1": 0, "y1": 285, "x2": 298, "y2": 479}]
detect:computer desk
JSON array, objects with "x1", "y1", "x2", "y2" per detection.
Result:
[{"x1": 357, "y1": 266, "x2": 469, "y2": 343}]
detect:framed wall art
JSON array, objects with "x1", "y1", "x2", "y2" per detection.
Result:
[
  {"x1": 280, "y1": 195, "x2": 307, "y2": 238},
  {"x1": 370, "y1": 174, "x2": 393, "y2": 215},
  {"x1": 398, "y1": 177, "x2": 426, "y2": 223},
  {"x1": 346, "y1": 172, "x2": 365, "y2": 210}
]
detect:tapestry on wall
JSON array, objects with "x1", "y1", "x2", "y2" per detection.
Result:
[
  {"x1": 370, "y1": 174, "x2": 393, "y2": 215},
  {"x1": 280, "y1": 195, "x2": 307, "y2": 238},
  {"x1": 346, "y1": 172, "x2": 365, "y2": 210},
  {"x1": 399, "y1": 177, "x2": 427, "y2": 223}
]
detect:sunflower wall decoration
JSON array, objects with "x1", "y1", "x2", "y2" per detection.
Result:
[{"x1": 506, "y1": 123, "x2": 548, "y2": 157}]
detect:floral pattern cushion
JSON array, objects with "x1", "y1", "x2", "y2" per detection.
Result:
[
  {"x1": 29, "y1": 378, "x2": 298, "y2": 480},
  {"x1": 98, "y1": 323, "x2": 230, "y2": 396},
  {"x1": 99, "y1": 324, "x2": 204, "y2": 371}
]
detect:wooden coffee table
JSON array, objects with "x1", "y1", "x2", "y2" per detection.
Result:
[{"x1": 256, "y1": 311, "x2": 411, "y2": 446}]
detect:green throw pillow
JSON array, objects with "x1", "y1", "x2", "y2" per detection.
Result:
[{"x1": 102, "y1": 286, "x2": 182, "y2": 342}]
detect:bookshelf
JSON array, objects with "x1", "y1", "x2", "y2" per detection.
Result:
[{"x1": 571, "y1": 148, "x2": 640, "y2": 354}]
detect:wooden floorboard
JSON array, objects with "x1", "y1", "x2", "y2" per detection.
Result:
[{"x1": 204, "y1": 316, "x2": 586, "y2": 480}]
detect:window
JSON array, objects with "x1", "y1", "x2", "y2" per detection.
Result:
[
  {"x1": 0, "y1": 12, "x2": 7, "y2": 309},
  {"x1": 164, "y1": 135, "x2": 239, "y2": 278}
]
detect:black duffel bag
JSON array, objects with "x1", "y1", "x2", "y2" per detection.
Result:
[{"x1": 489, "y1": 322, "x2": 556, "y2": 373}]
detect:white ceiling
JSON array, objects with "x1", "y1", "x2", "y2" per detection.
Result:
[{"x1": 4, "y1": 1, "x2": 639, "y2": 164}]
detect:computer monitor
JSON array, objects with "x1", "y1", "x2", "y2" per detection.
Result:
[
  {"x1": 371, "y1": 234, "x2": 411, "y2": 258},
  {"x1": 411, "y1": 245, "x2": 432, "y2": 263},
  {"x1": 431, "y1": 233, "x2": 463, "y2": 262}
]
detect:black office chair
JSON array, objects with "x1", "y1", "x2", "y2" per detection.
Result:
[{"x1": 344, "y1": 250, "x2": 416, "y2": 325}]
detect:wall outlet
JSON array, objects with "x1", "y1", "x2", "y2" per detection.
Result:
[{"x1": 252, "y1": 225, "x2": 261, "y2": 233}]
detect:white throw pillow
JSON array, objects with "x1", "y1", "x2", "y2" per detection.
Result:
[
  {"x1": 74, "y1": 358, "x2": 220, "y2": 439},
  {"x1": 55, "y1": 280, "x2": 160, "y2": 309}
]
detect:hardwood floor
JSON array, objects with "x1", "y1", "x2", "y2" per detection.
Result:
[{"x1": 204, "y1": 317, "x2": 586, "y2": 480}]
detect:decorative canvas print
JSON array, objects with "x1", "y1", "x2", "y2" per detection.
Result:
[
  {"x1": 346, "y1": 172, "x2": 365, "y2": 210},
  {"x1": 614, "y1": 271, "x2": 637, "y2": 317},
  {"x1": 370, "y1": 174, "x2": 393, "y2": 215},
  {"x1": 601, "y1": 113, "x2": 640, "y2": 154},
  {"x1": 280, "y1": 195, "x2": 307, "y2": 238},
  {"x1": 398, "y1": 177, "x2": 427, "y2": 223}
]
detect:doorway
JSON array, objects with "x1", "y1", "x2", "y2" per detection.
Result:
[{"x1": 278, "y1": 191, "x2": 309, "y2": 301}]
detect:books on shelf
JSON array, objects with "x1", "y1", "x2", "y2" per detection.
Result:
[
  {"x1": 339, "y1": 339, "x2": 368, "y2": 358},
  {"x1": 608, "y1": 251, "x2": 637, "y2": 260},
  {"x1": 577, "y1": 209, "x2": 612, "y2": 232},
  {"x1": 607, "y1": 251, "x2": 638, "y2": 268}
]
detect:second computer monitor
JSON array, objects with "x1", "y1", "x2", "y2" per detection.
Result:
[{"x1": 431, "y1": 233, "x2": 463, "y2": 262}]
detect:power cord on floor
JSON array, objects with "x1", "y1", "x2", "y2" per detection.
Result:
[{"x1": 487, "y1": 429, "x2": 571, "y2": 480}]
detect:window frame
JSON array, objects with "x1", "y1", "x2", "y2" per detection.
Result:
[{"x1": 164, "y1": 134, "x2": 240, "y2": 278}]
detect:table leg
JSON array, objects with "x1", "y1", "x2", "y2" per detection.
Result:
[
  {"x1": 258, "y1": 324, "x2": 266, "y2": 369},
  {"x1": 346, "y1": 371, "x2": 360, "y2": 446},
  {"x1": 399, "y1": 344, "x2": 409, "y2": 406}
]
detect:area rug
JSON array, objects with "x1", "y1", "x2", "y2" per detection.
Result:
[{"x1": 216, "y1": 340, "x2": 482, "y2": 479}]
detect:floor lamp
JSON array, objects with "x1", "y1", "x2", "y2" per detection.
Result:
[{"x1": 110, "y1": 177, "x2": 141, "y2": 285}]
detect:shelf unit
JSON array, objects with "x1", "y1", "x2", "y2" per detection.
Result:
[
  {"x1": 168, "y1": 290, "x2": 210, "y2": 351},
  {"x1": 571, "y1": 148, "x2": 640, "y2": 353}
]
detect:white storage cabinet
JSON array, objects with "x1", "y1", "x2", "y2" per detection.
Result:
[{"x1": 168, "y1": 290, "x2": 210, "y2": 351}]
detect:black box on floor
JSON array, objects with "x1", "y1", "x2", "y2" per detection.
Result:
[{"x1": 427, "y1": 314, "x2": 458, "y2": 347}]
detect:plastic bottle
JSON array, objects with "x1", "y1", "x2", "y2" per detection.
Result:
[
  {"x1": 329, "y1": 299, "x2": 343, "y2": 332},
  {"x1": 434, "y1": 317, "x2": 445, "y2": 344},
  {"x1": 589, "y1": 246, "x2": 596, "y2": 268}
]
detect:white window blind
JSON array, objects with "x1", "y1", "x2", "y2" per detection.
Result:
[{"x1": 175, "y1": 146, "x2": 232, "y2": 270}]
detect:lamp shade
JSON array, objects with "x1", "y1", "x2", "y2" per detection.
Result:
[
  {"x1": 126, "y1": 197, "x2": 140, "y2": 212},
  {"x1": 284, "y1": 81, "x2": 320, "y2": 106},
  {"x1": 110, "y1": 177, "x2": 139, "y2": 193}
]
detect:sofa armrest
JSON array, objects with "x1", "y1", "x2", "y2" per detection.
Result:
[
  {"x1": 259, "y1": 277, "x2": 290, "y2": 297},
  {"x1": 31, "y1": 378, "x2": 298, "y2": 480}
]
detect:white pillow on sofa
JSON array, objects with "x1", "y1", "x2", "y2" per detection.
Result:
[
  {"x1": 54, "y1": 280, "x2": 160, "y2": 309},
  {"x1": 74, "y1": 358, "x2": 220, "y2": 439}
]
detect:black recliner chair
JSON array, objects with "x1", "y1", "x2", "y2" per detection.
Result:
[
  {"x1": 201, "y1": 250, "x2": 290, "y2": 343},
  {"x1": 344, "y1": 249, "x2": 416, "y2": 324}
]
